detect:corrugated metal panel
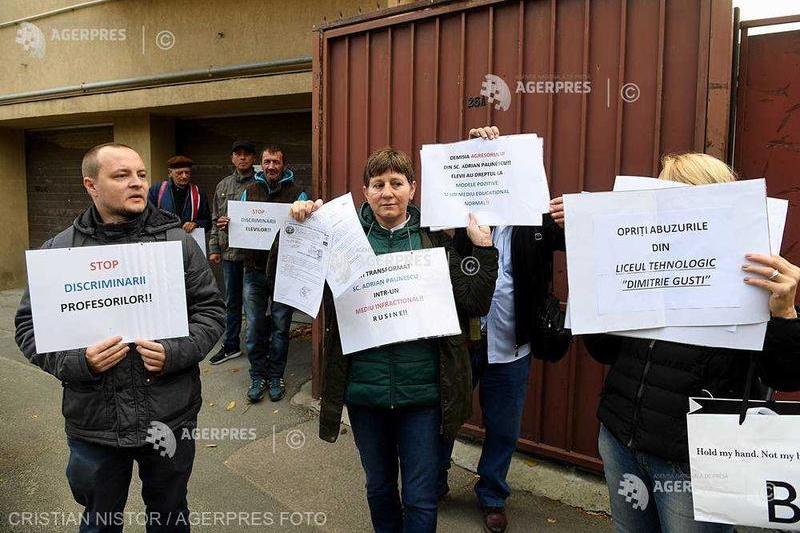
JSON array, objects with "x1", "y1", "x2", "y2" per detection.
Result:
[
  {"x1": 734, "y1": 21, "x2": 800, "y2": 402},
  {"x1": 313, "y1": 0, "x2": 732, "y2": 471}
]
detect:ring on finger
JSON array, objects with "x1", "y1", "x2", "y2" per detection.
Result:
[{"x1": 769, "y1": 269, "x2": 780, "y2": 281}]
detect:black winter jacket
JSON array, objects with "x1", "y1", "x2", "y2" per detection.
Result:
[
  {"x1": 584, "y1": 312, "x2": 800, "y2": 462},
  {"x1": 15, "y1": 204, "x2": 225, "y2": 447},
  {"x1": 453, "y1": 213, "x2": 565, "y2": 348}
]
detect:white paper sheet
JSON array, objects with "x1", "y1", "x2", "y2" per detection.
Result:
[
  {"x1": 333, "y1": 248, "x2": 461, "y2": 354},
  {"x1": 273, "y1": 216, "x2": 331, "y2": 318},
  {"x1": 227, "y1": 200, "x2": 291, "y2": 250},
  {"x1": 420, "y1": 133, "x2": 550, "y2": 228},
  {"x1": 564, "y1": 179, "x2": 771, "y2": 334},
  {"x1": 189, "y1": 227, "x2": 206, "y2": 256},
  {"x1": 25, "y1": 241, "x2": 188, "y2": 352},
  {"x1": 602, "y1": 176, "x2": 789, "y2": 350}
]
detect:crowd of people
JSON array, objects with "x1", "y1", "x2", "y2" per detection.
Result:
[{"x1": 12, "y1": 125, "x2": 800, "y2": 533}]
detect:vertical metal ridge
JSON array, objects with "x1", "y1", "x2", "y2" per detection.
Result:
[
  {"x1": 365, "y1": 32, "x2": 371, "y2": 160},
  {"x1": 434, "y1": 17, "x2": 441, "y2": 142},
  {"x1": 694, "y1": 0, "x2": 712, "y2": 152},
  {"x1": 410, "y1": 23, "x2": 416, "y2": 152},
  {"x1": 487, "y1": 6, "x2": 495, "y2": 125},
  {"x1": 545, "y1": 0, "x2": 556, "y2": 180},
  {"x1": 459, "y1": 12, "x2": 466, "y2": 137},
  {"x1": 652, "y1": 0, "x2": 666, "y2": 175},
  {"x1": 387, "y1": 27, "x2": 393, "y2": 144},
  {"x1": 565, "y1": 0, "x2": 592, "y2": 453},
  {"x1": 614, "y1": 0, "x2": 628, "y2": 175},
  {"x1": 344, "y1": 36, "x2": 350, "y2": 193},
  {"x1": 515, "y1": 0, "x2": 524, "y2": 133}
]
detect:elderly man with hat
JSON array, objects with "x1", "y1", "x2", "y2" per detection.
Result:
[{"x1": 147, "y1": 155, "x2": 211, "y2": 233}]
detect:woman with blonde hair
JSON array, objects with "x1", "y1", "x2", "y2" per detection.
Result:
[{"x1": 553, "y1": 152, "x2": 800, "y2": 532}]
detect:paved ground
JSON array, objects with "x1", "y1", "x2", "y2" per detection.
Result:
[{"x1": 0, "y1": 288, "x2": 613, "y2": 532}]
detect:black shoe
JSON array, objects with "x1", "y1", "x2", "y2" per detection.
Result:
[
  {"x1": 209, "y1": 347, "x2": 242, "y2": 365},
  {"x1": 247, "y1": 378, "x2": 268, "y2": 403},
  {"x1": 268, "y1": 377, "x2": 286, "y2": 402}
]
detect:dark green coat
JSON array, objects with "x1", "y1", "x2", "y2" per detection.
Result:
[
  {"x1": 344, "y1": 204, "x2": 443, "y2": 410},
  {"x1": 318, "y1": 203, "x2": 498, "y2": 442}
]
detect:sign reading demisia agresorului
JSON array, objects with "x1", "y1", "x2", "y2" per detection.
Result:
[{"x1": 25, "y1": 241, "x2": 188, "y2": 352}]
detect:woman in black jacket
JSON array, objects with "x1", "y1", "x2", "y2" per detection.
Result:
[{"x1": 561, "y1": 153, "x2": 800, "y2": 533}]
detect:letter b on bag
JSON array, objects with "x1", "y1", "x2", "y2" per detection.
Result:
[{"x1": 767, "y1": 480, "x2": 800, "y2": 524}]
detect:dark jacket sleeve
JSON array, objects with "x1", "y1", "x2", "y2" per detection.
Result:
[
  {"x1": 756, "y1": 308, "x2": 800, "y2": 391},
  {"x1": 437, "y1": 231, "x2": 498, "y2": 318},
  {"x1": 147, "y1": 183, "x2": 160, "y2": 207},
  {"x1": 265, "y1": 231, "x2": 280, "y2": 296},
  {"x1": 208, "y1": 181, "x2": 223, "y2": 255},
  {"x1": 543, "y1": 212, "x2": 566, "y2": 252},
  {"x1": 14, "y1": 238, "x2": 100, "y2": 383},
  {"x1": 197, "y1": 191, "x2": 212, "y2": 231},
  {"x1": 582, "y1": 334, "x2": 624, "y2": 365},
  {"x1": 160, "y1": 234, "x2": 225, "y2": 375}
]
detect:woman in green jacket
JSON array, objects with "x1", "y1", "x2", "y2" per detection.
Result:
[{"x1": 287, "y1": 147, "x2": 498, "y2": 532}]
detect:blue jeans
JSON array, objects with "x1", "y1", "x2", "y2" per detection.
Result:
[
  {"x1": 243, "y1": 267, "x2": 269, "y2": 380},
  {"x1": 348, "y1": 405, "x2": 441, "y2": 533},
  {"x1": 267, "y1": 301, "x2": 294, "y2": 379},
  {"x1": 439, "y1": 341, "x2": 532, "y2": 507},
  {"x1": 598, "y1": 424, "x2": 733, "y2": 533},
  {"x1": 222, "y1": 260, "x2": 244, "y2": 353},
  {"x1": 66, "y1": 435, "x2": 196, "y2": 533}
]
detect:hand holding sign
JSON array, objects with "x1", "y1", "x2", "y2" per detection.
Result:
[
  {"x1": 466, "y1": 213, "x2": 492, "y2": 247},
  {"x1": 135, "y1": 338, "x2": 166, "y2": 373},
  {"x1": 85, "y1": 336, "x2": 129, "y2": 374},
  {"x1": 290, "y1": 199, "x2": 323, "y2": 222},
  {"x1": 743, "y1": 253, "x2": 800, "y2": 319}
]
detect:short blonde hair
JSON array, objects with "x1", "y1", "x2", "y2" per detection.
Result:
[{"x1": 658, "y1": 153, "x2": 736, "y2": 185}]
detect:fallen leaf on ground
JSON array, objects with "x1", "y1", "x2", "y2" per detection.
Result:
[
  {"x1": 205, "y1": 444, "x2": 217, "y2": 448},
  {"x1": 208, "y1": 403, "x2": 215, "y2": 407},
  {"x1": 225, "y1": 401, "x2": 236, "y2": 411}
]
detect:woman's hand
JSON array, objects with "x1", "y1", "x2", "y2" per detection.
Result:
[
  {"x1": 289, "y1": 199, "x2": 323, "y2": 222},
  {"x1": 468, "y1": 126, "x2": 500, "y2": 140},
  {"x1": 742, "y1": 253, "x2": 800, "y2": 319},
  {"x1": 466, "y1": 213, "x2": 492, "y2": 247},
  {"x1": 549, "y1": 196, "x2": 565, "y2": 229}
]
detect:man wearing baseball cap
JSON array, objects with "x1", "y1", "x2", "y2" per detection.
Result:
[{"x1": 208, "y1": 141, "x2": 259, "y2": 365}]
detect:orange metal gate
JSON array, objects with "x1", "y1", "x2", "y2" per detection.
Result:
[
  {"x1": 311, "y1": 0, "x2": 733, "y2": 471},
  {"x1": 733, "y1": 14, "x2": 800, "y2": 401}
]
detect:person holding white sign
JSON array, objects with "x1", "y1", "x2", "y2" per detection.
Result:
[
  {"x1": 14, "y1": 143, "x2": 225, "y2": 532},
  {"x1": 438, "y1": 126, "x2": 569, "y2": 533},
  {"x1": 551, "y1": 153, "x2": 800, "y2": 533},
  {"x1": 239, "y1": 145, "x2": 308, "y2": 403},
  {"x1": 274, "y1": 147, "x2": 498, "y2": 533}
]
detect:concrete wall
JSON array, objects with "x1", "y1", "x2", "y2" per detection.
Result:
[
  {"x1": 0, "y1": 129, "x2": 29, "y2": 290},
  {"x1": 0, "y1": 0, "x2": 388, "y2": 288}
]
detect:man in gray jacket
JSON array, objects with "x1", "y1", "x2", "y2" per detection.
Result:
[
  {"x1": 15, "y1": 142, "x2": 225, "y2": 532},
  {"x1": 207, "y1": 140, "x2": 259, "y2": 366}
]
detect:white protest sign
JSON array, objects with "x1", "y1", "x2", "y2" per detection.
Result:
[
  {"x1": 227, "y1": 200, "x2": 290, "y2": 250},
  {"x1": 420, "y1": 133, "x2": 550, "y2": 228},
  {"x1": 190, "y1": 227, "x2": 206, "y2": 256},
  {"x1": 273, "y1": 216, "x2": 330, "y2": 318},
  {"x1": 564, "y1": 179, "x2": 770, "y2": 334},
  {"x1": 333, "y1": 248, "x2": 461, "y2": 355},
  {"x1": 26, "y1": 241, "x2": 188, "y2": 353},
  {"x1": 687, "y1": 398, "x2": 800, "y2": 530},
  {"x1": 604, "y1": 176, "x2": 789, "y2": 350}
]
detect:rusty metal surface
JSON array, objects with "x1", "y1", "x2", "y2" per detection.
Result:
[
  {"x1": 313, "y1": 0, "x2": 731, "y2": 471},
  {"x1": 734, "y1": 26, "x2": 800, "y2": 402}
]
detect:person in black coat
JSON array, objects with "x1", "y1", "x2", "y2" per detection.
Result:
[{"x1": 552, "y1": 153, "x2": 800, "y2": 533}]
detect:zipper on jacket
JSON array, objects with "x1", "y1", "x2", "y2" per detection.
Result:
[
  {"x1": 627, "y1": 339, "x2": 656, "y2": 447},
  {"x1": 389, "y1": 346, "x2": 396, "y2": 409}
]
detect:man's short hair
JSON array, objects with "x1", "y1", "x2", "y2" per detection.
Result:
[
  {"x1": 262, "y1": 145, "x2": 286, "y2": 164},
  {"x1": 167, "y1": 155, "x2": 194, "y2": 169},
  {"x1": 81, "y1": 142, "x2": 136, "y2": 179},
  {"x1": 363, "y1": 147, "x2": 415, "y2": 186}
]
